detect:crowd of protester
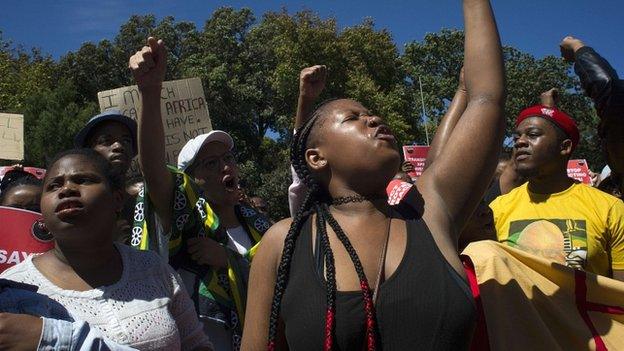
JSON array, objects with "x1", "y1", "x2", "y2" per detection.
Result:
[{"x1": 0, "y1": 0, "x2": 623, "y2": 349}]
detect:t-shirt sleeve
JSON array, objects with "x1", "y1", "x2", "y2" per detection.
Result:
[
  {"x1": 164, "y1": 263, "x2": 213, "y2": 350},
  {"x1": 489, "y1": 197, "x2": 502, "y2": 228},
  {"x1": 607, "y1": 200, "x2": 624, "y2": 270}
]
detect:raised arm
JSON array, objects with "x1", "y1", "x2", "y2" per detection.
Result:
[
  {"x1": 419, "y1": 0, "x2": 505, "y2": 232},
  {"x1": 424, "y1": 67, "x2": 467, "y2": 169},
  {"x1": 294, "y1": 65, "x2": 327, "y2": 130},
  {"x1": 128, "y1": 37, "x2": 174, "y2": 232}
]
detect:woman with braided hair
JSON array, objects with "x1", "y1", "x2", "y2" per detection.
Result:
[{"x1": 242, "y1": 0, "x2": 505, "y2": 350}]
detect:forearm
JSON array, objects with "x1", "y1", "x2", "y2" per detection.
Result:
[
  {"x1": 425, "y1": 89, "x2": 467, "y2": 169},
  {"x1": 40, "y1": 318, "x2": 137, "y2": 351},
  {"x1": 138, "y1": 87, "x2": 174, "y2": 230},
  {"x1": 574, "y1": 47, "x2": 619, "y2": 103},
  {"x1": 463, "y1": 0, "x2": 505, "y2": 103},
  {"x1": 295, "y1": 94, "x2": 317, "y2": 130}
]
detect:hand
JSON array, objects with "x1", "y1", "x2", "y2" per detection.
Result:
[
  {"x1": 560, "y1": 36, "x2": 585, "y2": 63},
  {"x1": 457, "y1": 66, "x2": 466, "y2": 93},
  {"x1": 187, "y1": 237, "x2": 228, "y2": 268},
  {"x1": 299, "y1": 65, "x2": 327, "y2": 100},
  {"x1": 401, "y1": 161, "x2": 415, "y2": 173},
  {"x1": 540, "y1": 88, "x2": 559, "y2": 108},
  {"x1": 0, "y1": 313, "x2": 43, "y2": 351},
  {"x1": 129, "y1": 37, "x2": 167, "y2": 92}
]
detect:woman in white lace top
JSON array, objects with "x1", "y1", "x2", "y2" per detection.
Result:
[{"x1": 0, "y1": 149, "x2": 213, "y2": 351}]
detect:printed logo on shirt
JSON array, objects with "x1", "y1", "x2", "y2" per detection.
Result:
[{"x1": 505, "y1": 219, "x2": 588, "y2": 269}]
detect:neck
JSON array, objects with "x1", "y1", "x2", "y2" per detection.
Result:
[
  {"x1": 329, "y1": 190, "x2": 390, "y2": 217},
  {"x1": 528, "y1": 171, "x2": 574, "y2": 194},
  {"x1": 51, "y1": 237, "x2": 121, "y2": 289},
  {"x1": 214, "y1": 202, "x2": 241, "y2": 228}
]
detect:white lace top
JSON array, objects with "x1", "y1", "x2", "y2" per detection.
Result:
[{"x1": 0, "y1": 243, "x2": 212, "y2": 351}]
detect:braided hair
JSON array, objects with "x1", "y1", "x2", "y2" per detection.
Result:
[{"x1": 267, "y1": 100, "x2": 380, "y2": 351}]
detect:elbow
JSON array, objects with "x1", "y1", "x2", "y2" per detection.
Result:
[{"x1": 467, "y1": 90, "x2": 506, "y2": 108}]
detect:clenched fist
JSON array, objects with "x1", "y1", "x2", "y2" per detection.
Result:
[
  {"x1": 299, "y1": 65, "x2": 327, "y2": 100},
  {"x1": 560, "y1": 36, "x2": 585, "y2": 63},
  {"x1": 129, "y1": 37, "x2": 167, "y2": 92}
]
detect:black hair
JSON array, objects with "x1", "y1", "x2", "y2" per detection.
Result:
[
  {"x1": 44, "y1": 148, "x2": 123, "y2": 192},
  {"x1": 266, "y1": 100, "x2": 379, "y2": 351},
  {"x1": 0, "y1": 176, "x2": 42, "y2": 205}
]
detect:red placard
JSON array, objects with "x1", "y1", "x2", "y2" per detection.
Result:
[
  {"x1": 0, "y1": 206, "x2": 54, "y2": 272},
  {"x1": 567, "y1": 159, "x2": 591, "y2": 184},
  {"x1": 402, "y1": 145, "x2": 430, "y2": 180}
]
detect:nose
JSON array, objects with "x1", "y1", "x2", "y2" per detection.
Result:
[
  {"x1": 111, "y1": 140, "x2": 125, "y2": 152},
  {"x1": 366, "y1": 115, "x2": 382, "y2": 127},
  {"x1": 514, "y1": 134, "x2": 528, "y2": 149},
  {"x1": 59, "y1": 182, "x2": 80, "y2": 199}
]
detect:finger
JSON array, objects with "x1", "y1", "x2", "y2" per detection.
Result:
[
  {"x1": 156, "y1": 39, "x2": 167, "y2": 67},
  {"x1": 140, "y1": 46, "x2": 155, "y2": 68},
  {"x1": 147, "y1": 37, "x2": 159, "y2": 54}
]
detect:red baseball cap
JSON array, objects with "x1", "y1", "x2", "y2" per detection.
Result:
[{"x1": 515, "y1": 105, "x2": 580, "y2": 150}]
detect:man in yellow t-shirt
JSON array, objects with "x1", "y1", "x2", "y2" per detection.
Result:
[{"x1": 491, "y1": 104, "x2": 624, "y2": 280}]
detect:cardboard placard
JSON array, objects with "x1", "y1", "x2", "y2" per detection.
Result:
[
  {"x1": 0, "y1": 113, "x2": 24, "y2": 161},
  {"x1": 97, "y1": 78, "x2": 212, "y2": 174},
  {"x1": 402, "y1": 145, "x2": 430, "y2": 180},
  {"x1": 0, "y1": 206, "x2": 54, "y2": 272},
  {"x1": 567, "y1": 159, "x2": 591, "y2": 184}
]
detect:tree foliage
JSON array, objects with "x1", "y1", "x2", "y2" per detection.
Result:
[{"x1": 0, "y1": 10, "x2": 605, "y2": 218}]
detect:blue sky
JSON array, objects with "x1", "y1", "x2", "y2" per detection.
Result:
[{"x1": 1, "y1": 0, "x2": 623, "y2": 72}]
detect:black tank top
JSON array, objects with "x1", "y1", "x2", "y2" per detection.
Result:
[{"x1": 281, "y1": 216, "x2": 476, "y2": 350}]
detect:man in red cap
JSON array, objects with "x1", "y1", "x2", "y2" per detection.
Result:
[{"x1": 490, "y1": 105, "x2": 624, "y2": 281}]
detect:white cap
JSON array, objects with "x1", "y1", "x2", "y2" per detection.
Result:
[{"x1": 177, "y1": 130, "x2": 234, "y2": 171}]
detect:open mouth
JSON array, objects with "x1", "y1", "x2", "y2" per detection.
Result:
[
  {"x1": 222, "y1": 175, "x2": 238, "y2": 192},
  {"x1": 374, "y1": 125, "x2": 396, "y2": 142},
  {"x1": 55, "y1": 200, "x2": 84, "y2": 218}
]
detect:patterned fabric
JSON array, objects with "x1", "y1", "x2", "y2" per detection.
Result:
[
  {"x1": 131, "y1": 166, "x2": 269, "y2": 351},
  {"x1": 462, "y1": 241, "x2": 624, "y2": 351}
]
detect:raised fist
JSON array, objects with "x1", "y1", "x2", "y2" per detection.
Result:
[
  {"x1": 129, "y1": 37, "x2": 167, "y2": 91},
  {"x1": 299, "y1": 65, "x2": 327, "y2": 100},
  {"x1": 560, "y1": 36, "x2": 585, "y2": 63},
  {"x1": 540, "y1": 88, "x2": 559, "y2": 108}
]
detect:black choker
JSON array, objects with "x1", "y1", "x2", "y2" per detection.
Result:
[{"x1": 330, "y1": 194, "x2": 386, "y2": 205}]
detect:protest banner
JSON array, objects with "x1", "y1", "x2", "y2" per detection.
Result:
[
  {"x1": 97, "y1": 78, "x2": 212, "y2": 174},
  {"x1": 0, "y1": 206, "x2": 53, "y2": 272},
  {"x1": 567, "y1": 159, "x2": 591, "y2": 184},
  {"x1": 0, "y1": 113, "x2": 24, "y2": 161},
  {"x1": 402, "y1": 145, "x2": 430, "y2": 180}
]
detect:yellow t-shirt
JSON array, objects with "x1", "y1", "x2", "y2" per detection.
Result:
[{"x1": 490, "y1": 182, "x2": 624, "y2": 276}]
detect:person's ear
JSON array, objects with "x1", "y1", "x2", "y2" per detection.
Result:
[
  {"x1": 560, "y1": 139, "x2": 573, "y2": 157},
  {"x1": 305, "y1": 148, "x2": 328, "y2": 171}
]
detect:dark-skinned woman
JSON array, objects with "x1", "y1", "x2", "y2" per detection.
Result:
[
  {"x1": 0, "y1": 149, "x2": 213, "y2": 350},
  {"x1": 241, "y1": 0, "x2": 506, "y2": 349}
]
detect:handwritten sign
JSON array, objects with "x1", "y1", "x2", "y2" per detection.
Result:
[
  {"x1": 98, "y1": 78, "x2": 212, "y2": 173},
  {"x1": 567, "y1": 159, "x2": 591, "y2": 184},
  {"x1": 402, "y1": 145, "x2": 430, "y2": 180},
  {"x1": 0, "y1": 113, "x2": 24, "y2": 161}
]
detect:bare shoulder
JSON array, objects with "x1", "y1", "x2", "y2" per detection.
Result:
[{"x1": 253, "y1": 217, "x2": 294, "y2": 268}]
